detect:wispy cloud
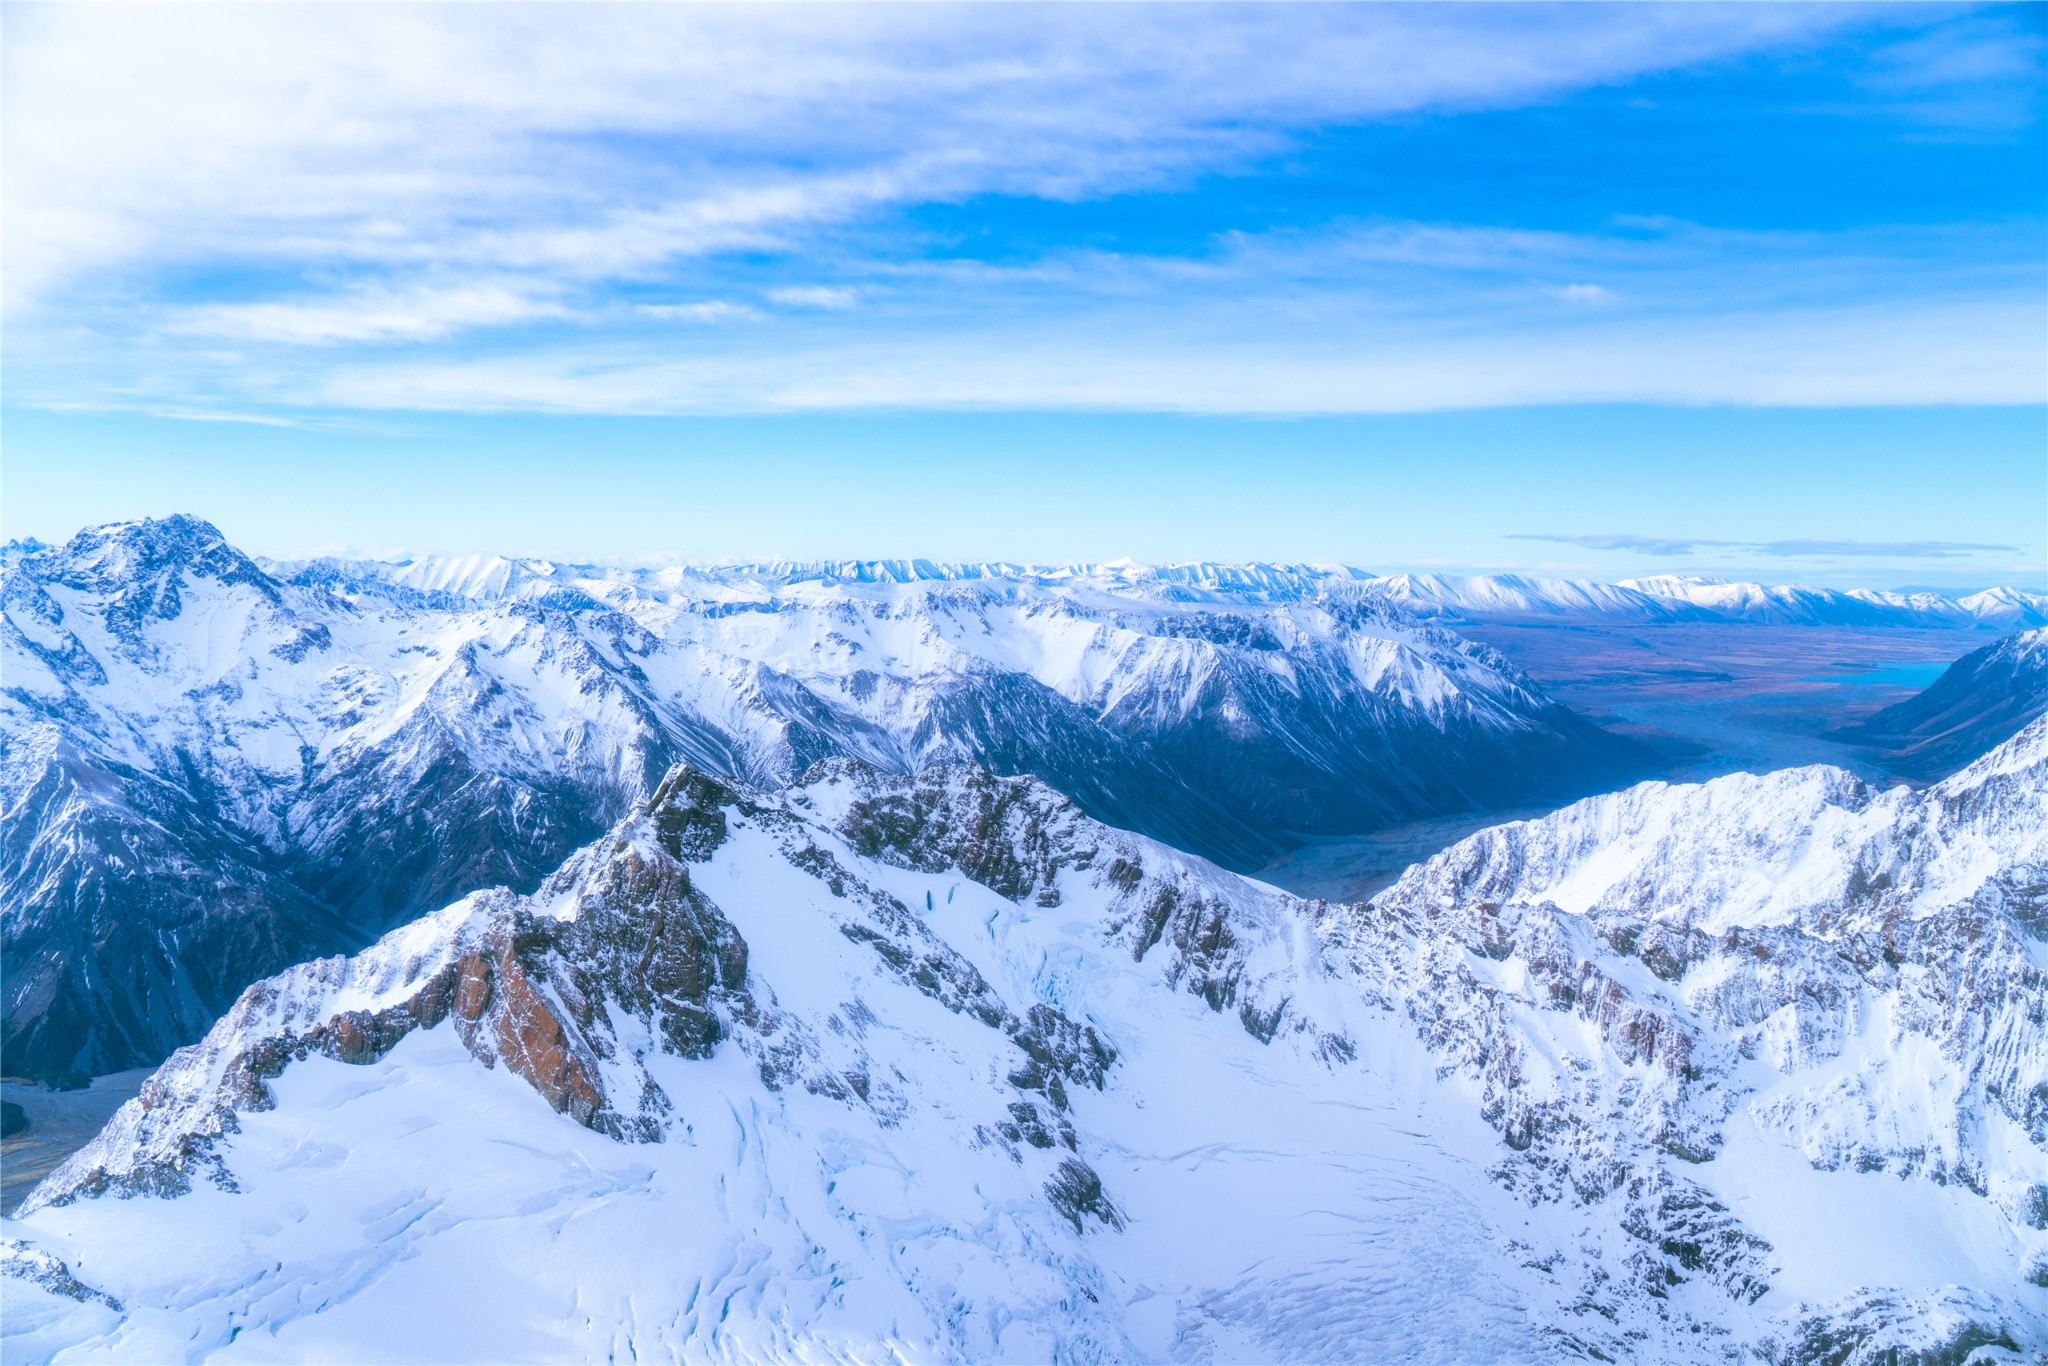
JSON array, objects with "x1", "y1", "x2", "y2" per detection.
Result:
[
  {"x1": 197, "y1": 294, "x2": 2043, "y2": 414},
  {"x1": 1553, "y1": 283, "x2": 1616, "y2": 305},
  {"x1": 767, "y1": 286, "x2": 860, "y2": 311},
  {"x1": 637, "y1": 301, "x2": 761, "y2": 324},
  {"x1": 147, "y1": 408, "x2": 355, "y2": 432},
  {"x1": 1513, "y1": 532, "x2": 2021, "y2": 559},
  {"x1": 174, "y1": 284, "x2": 565, "y2": 345},
  {"x1": 1512, "y1": 533, "x2": 1708, "y2": 555},
  {"x1": 1753, "y1": 537, "x2": 2022, "y2": 558},
  {"x1": 3, "y1": 4, "x2": 1870, "y2": 317},
  {"x1": 4, "y1": 4, "x2": 2041, "y2": 414}
]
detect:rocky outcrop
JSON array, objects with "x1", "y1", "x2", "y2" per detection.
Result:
[
  {"x1": 0, "y1": 1238, "x2": 121, "y2": 1311},
  {"x1": 18, "y1": 763, "x2": 1120, "y2": 1239},
  {"x1": 16, "y1": 775, "x2": 761, "y2": 1212}
]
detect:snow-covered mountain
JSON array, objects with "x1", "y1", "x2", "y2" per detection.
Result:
[
  {"x1": 1618, "y1": 576, "x2": 2048, "y2": 630},
  {"x1": 1363, "y1": 571, "x2": 1718, "y2": 622},
  {"x1": 6, "y1": 717, "x2": 2044, "y2": 1361},
  {"x1": 1832, "y1": 629, "x2": 2048, "y2": 779},
  {"x1": 2, "y1": 517, "x2": 1651, "y2": 1081}
]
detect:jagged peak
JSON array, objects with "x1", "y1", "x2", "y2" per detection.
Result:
[{"x1": 30, "y1": 514, "x2": 278, "y2": 608}]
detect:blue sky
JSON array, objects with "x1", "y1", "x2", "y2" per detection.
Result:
[{"x1": 3, "y1": 3, "x2": 2043, "y2": 585}]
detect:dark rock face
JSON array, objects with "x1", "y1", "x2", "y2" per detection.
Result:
[
  {"x1": 1, "y1": 735, "x2": 355, "y2": 1082},
  {"x1": 0, "y1": 1101, "x2": 27, "y2": 1138},
  {"x1": 1101, "y1": 601, "x2": 1653, "y2": 843},
  {"x1": 1830, "y1": 629, "x2": 2048, "y2": 779},
  {"x1": 1045, "y1": 1158, "x2": 1126, "y2": 1234},
  {"x1": 1769, "y1": 1291, "x2": 2028, "y2": 1366},
  {"x1": 841, "y1": 763, "x2": 1084, "y2": 904}
]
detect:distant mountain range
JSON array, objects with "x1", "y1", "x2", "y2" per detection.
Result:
[
  {"x1": 1359, "y1": 571, "x2": 2047, "y2": 629},
  {"x1": 9, "y1": 715, "x2": 2044, "y2": 1361},
  {"x1": 243, "y1": 547, "x2": 2048, "y2": 630},
  {"x1": 11, "y1": 529, "x2": 2042, "y2": 630},
  {"x1": 3, "y1": 517, "x2": 1654, "y2": 1081}
]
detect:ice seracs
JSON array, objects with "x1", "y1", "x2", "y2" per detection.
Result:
[{"x1": 6, "y1": 719, "x2": 2045, "y2": 1361}]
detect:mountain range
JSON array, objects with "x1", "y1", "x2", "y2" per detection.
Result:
[
  {"x1": 4, "y1": 518, "x2": 1657, "y2": 1082},
  {"x1": 5, "y1": 713, "x2": 2043, "y2": 1361},
  {"x1": 1368, "y1": 572, "x2": 2048, "y2": 629},
  {"x1": 256, "y1": 546, "x2": 2048, "y2": 631}
]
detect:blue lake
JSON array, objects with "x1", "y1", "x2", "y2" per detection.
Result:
[{"x1": 1803, "y1": 661, "x2": 1954, "y2": 688}]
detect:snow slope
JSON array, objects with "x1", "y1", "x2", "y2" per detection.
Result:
[
  {"x1": 3, "y1": 518, "x2": 1650, "y2": 1080},
  {"x1": 6, "y1": 721, "x2": 2045, "y2": 1362}
]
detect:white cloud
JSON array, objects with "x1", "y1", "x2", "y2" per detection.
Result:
[
  {"x1": 638, "y1": 301, "x2": 762, "y2": 323},
  {"x1": 768, "y1": 286, "x2": 860, "y2": 311},
  {"x1": 1554, "y1": 283, "x2": 1616, "y2": 305},
  {"x1": 267, "y1": 294, "x2": 2043, "y2": 416},
  {"x1": 172, "y1": 284, "x2": 564, "y2": 345}
]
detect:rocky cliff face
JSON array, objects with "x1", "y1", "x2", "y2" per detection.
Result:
[
  {"x1": 8, "y1": 721, "x2": 2043, "y2": 1362},
  {"x1": 2, "y1": 516, "x2": 1652, "y2": 1080}
]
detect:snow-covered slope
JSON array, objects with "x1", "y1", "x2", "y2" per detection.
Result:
[
  {"x1": 6, "y1": 720, "x2": 2045, "y2": 1362},
  {"x1": 1832, "y1": 629, "x2": 2048, "y2": 779},
  {"x1": 2, "y1": 518, "x2": 1651, "y2": 1081}
]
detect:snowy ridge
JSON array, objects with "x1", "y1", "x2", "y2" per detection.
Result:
[
  {"x1": 1364, "y1": 571, "x2": 1716, "y2": 622},
  {"x1": 6, "y1": 724, "x2": 2046, "y2": 1361},
  {"x1": 1346, "y1": 714, "x2": 2048, "y2": 1353},
  {"x1": 3, "y1": 516, "x2": 1649, "y2": 1079}
]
